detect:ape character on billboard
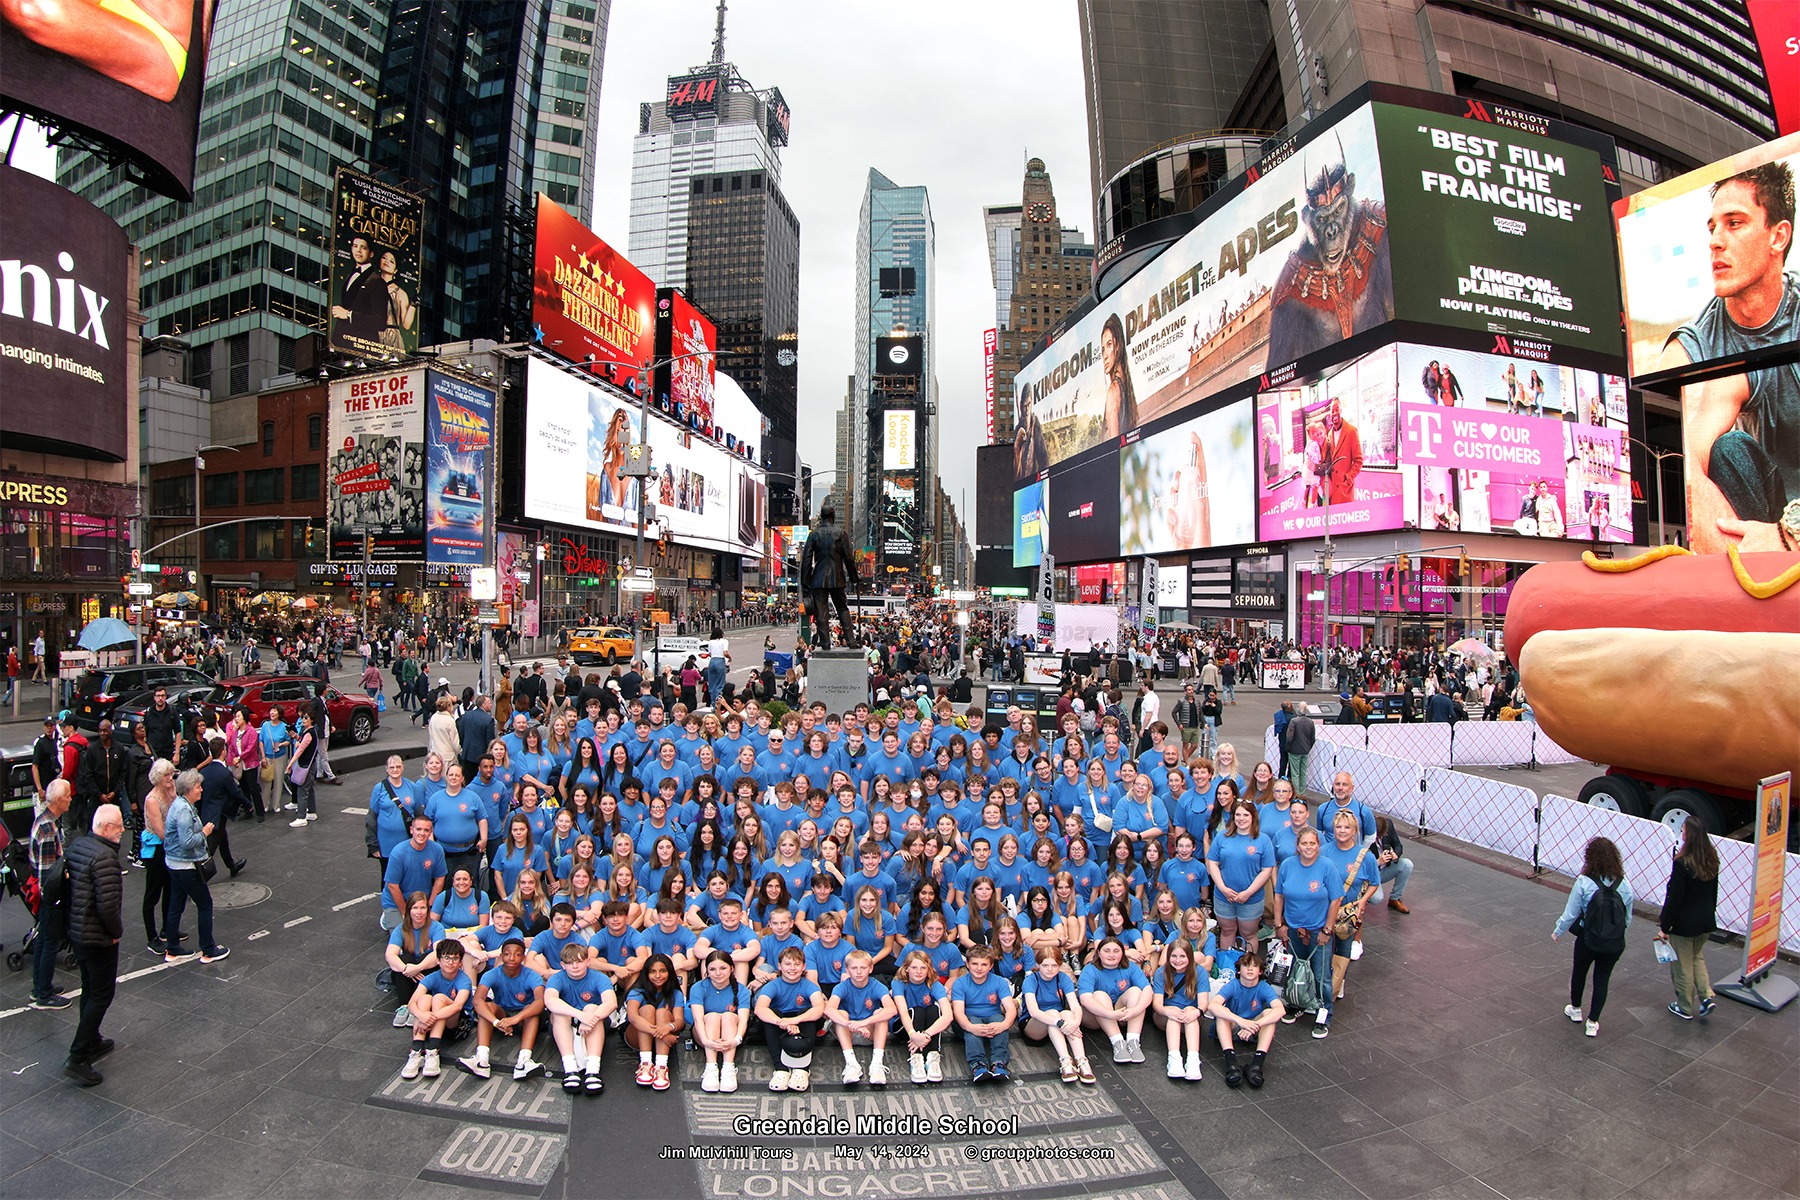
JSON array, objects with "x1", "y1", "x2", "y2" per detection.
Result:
[
  {"x1": 1660, "y1": 162, "x2": 1800, "y2": 554},
  {"x1": 1266, "y1": 140, "x2": 1394, "y2": 370}
]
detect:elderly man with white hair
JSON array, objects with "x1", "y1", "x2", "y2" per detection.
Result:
[{"x1": 63, "y1": 802, "x2": 126, "y2": 1086}]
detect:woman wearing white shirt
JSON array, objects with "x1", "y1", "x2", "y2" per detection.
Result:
[{"x1": 705, "y1": 626, "x2": 731, "y2": 706}]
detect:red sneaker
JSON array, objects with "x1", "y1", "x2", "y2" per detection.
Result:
[{"x1": 635, "y1": 1062, "x2": 655, "y2": 1087}]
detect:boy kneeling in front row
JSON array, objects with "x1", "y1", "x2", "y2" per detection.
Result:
[
  {"x1": 459, "y1": 938, "x2": 547, "y2": 1080},
  {"x1": 545, "y1": 941, "x2": 618, "y2": 1094},
  {"x1": 402, "y1": 939, "x2": 475, "y2": 1080}
]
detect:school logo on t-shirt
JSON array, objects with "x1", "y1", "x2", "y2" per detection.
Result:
[
  {"x1": 984, "y1": 990, "x2": 999, "y2": 1005},
  {"x1": 1246, "y1": 845, "x2": 1261, "y2": 856},
  {"x1": 1308, "y1": 881, "x2": 1321, "y2": 893}
]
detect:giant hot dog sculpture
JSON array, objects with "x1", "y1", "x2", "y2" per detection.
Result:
[{"x1": 1503, "y1": 547, "x2": 1800, "y2": 790}]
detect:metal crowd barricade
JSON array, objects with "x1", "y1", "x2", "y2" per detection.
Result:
[
  {"x1": 1419, "y1": 767, "x2": 1539, "y2": 862},
  {"x1": 1537, "y1": 795, "x2": 1678, "y2": 909}
]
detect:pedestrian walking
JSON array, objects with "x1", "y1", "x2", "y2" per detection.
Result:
[
  {"x1": 63, "y1": 803, "x2": 125, "y2": 1086},
  {"x1": 1553, "y1": 836, "x2": 1632, "y2": 1037},
  {"x1": 162, "y1": 769, "x2": 229, "y2": 965},
  {"x1": 1658, "y1": 817, "x2": 1719, "y2": 1021},
  {"x1": 28, "y1": 780, "x2": 73, "y2": 1010}
]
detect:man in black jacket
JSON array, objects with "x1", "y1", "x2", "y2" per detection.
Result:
[
  {"x1": 75, "y1": 718, "x2": 130, "y2": 835},
  {"x1": 456, "y1": 695, "x2": 497, "y2": 781},
  {"x1": 197, "y1": 736, "x2": 249, "y2": 877},
  {"x1": 798, "y1": 504, "x2": 859, "y2": 650},
  {"x1": 63, "y1": 803, "x2": 125, "y2": 1086}
]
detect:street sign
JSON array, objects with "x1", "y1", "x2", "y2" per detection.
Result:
[
  {"x1": 470, "y1": 567, "x2": 499, "y2": 601},
  {"x1": 619, "y1": 579, "x2": 654, "y2": 592},
  {"x1": 128, "y1": 582, "x2": 154, "y2": 596},
  {"x1": 634, "y1": 567, "x2": 653, "y2": 578},
  {"x1": 141, "y1": 562, "x2": 159, "y2": 574},
  {"x1": 130, "y1": 549, "x2": 140, "y2": 570},
  {"x1": 949, "y1": 590, "x2": 977, "y2": 602}
]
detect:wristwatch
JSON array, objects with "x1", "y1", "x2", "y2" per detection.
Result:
[{"x1": 1780, "y1": 498, "x2": 1800, "y2": 552}]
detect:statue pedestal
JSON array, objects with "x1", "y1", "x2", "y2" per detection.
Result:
[{"x1": 805, "y1": 649, "x2": 867, "y2": 718}]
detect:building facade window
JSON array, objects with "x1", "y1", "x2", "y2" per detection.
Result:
[
  {"x1": 291, "y1": 463, "x2": 321, "y2": 500},
  {"x1": 262, "y1": 421, "x2": 276, "y2": 455},
  {"x1": 245, "y1": 468, "x2": 284, "y2": 505},
  {"x1": 307, "y1": 413, "x2": 322, "y2": 449},
  {"x1": 203, "y1": 473, "x2": 238, "y2": 508}
]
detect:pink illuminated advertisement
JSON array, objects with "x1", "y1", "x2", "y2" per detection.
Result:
[{"x1": 1399, "y1": 403, "x2": 1565, "y2": 476}]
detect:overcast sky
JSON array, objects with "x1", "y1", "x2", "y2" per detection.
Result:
[{"x1": 589, "y1": 0, "x2": 1092, "y2": 520}]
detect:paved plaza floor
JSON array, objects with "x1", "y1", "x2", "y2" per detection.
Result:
[{"x1": 1, "y1": 655, "x2": 1795, "y2": 1199}]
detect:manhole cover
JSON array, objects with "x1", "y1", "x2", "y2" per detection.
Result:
[{"x1": 210, "y1": 881, "x2": 272, "y2": 910}]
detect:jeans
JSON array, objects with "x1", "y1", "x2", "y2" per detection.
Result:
[
  {"x1": 70, "y1": 942, "x2": 119, "y2": 1064},
  {"x1": 32, "y1": 894, "x2": 65, "y2": 999},
  {"x1": 1668, "y1": 933, "x2": 1714, "y2": 1015},
  {"x1": 1215, "y1": 893, "x2": 1266, "y2": 923},
  {"x1": 1569, "y1": 937, "x2": 1622, "y2": 1020},
  {"x1": 1224, "y1": 683, "x2": 1236, "y2": 702},
  {"x1": 962, "y1": 1028, "x2": 1010, "y2": 1070},
  {"x1": 164, "y1": 867, "x2": 219, "y2": 956},
  {"x1": 706, "y1": 661, "x2": 727, "y2": 703},
  {"x1": 1379, "y1": 856, "x2": 1413, "y2": 901},
  {"x1": 293, "y1": 775, "x2": 317, "y2": 817}
]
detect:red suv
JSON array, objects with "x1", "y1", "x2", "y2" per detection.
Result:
[{"x1": 209, "y1": 675, "x2": 380, "y2": 745}]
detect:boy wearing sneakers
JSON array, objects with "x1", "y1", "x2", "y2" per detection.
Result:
[
  {"x1": 544, "y1": 942, "x2": 617, "y2": 1095},
  {"x1": 460, "y1": 939, "x2": 547, "y2": 1080},
  {"x1": 951, "y1": 946, "x2": 1018, "y2": 1084},
  {"x1": 752, "y1": 947, "x2": 825, "y2": 1093},
  {"x1": 401, "y1": 940, "x2": 474, "y2": 1080},
  {"x1": 825, "y1": 949, "x2": 894, "y2": 1086}
]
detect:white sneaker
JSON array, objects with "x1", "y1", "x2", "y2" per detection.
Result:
[
  {"x1": 283, "y1": 803, "x2": 297, "y2": 811},
  {"x1": 788, "y1": 1068, "x2": 810, "y2": 1092},
  {"x1": 1350, "y1": 938, "x2": 1363, "y2": 961},
  {"x1": 910, "y1": 1053, "x2": 926, "y2": 1084},
  {"x1": 701, "y1": 1062, "x2": 720, "y2": 1093},
  {"x1": 925, "y1": 1051, "x2": 943, "y2": 1082},
  {"x1": 306, "y1": 813, "x2": 318, "y2": 822},
  {"x1": 842, "y1": 1056, "x2": 862, "y2": 1085},
  {"x1": 769, "y1": 1069, "x2": 791, "y2": 1092},
  {"x1": 289, "y1": 818, "x2": 309, "y2": 828},
  {"x1": 1184, "y1": 1053, "x2": 1203, "y2": 1082},
  {"x1": 392, "y1": 1005, "x2": 412, "y2": 1028},
  {"x1": 868, "y1": 1058, "x2": 887, "y2": 1087},
  {"x1": 608, "y1": 1007, "x2": 628, "y2": 1029},
  {"x1": 401, "y1": 1050, "x2": 423, "y2": 1079},
  {"x1": 1564, "y1": 1004, "x2": 1584, "y2": 1023},
  {"x1": 1167, "y1": 1050, "x2": 1184, "y2": 1078},
  {"x1": 513, "y1": 1057, "x2": 543, "y2": 1081},
  {"x1": 720, "y1": 1064, "x2": 738, "y2": 1092},
  {"x1": 422, "y1": 1050, "x2": 441, "y2": 1078},
  {"x1": 1584, "y1": 1020, "x2": 1599, "y2": 1038}
]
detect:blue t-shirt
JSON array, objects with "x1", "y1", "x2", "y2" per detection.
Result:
[
  {"x1": 479, "y1": 964, "x2": 545, "y2": 1011},
  {"x1": 1154, "y1": 970, "x2": 1206, "y2": 1010},
  {"x1": 426, "y1": 790, "x2": 486, "y2": 851},
  {"x1": 949, "y1": 972, "x2": 1013, "y2": 1023},
  {"x1": 797, "y1": 893, "x2": 847, "y2": 925},
  {"x1": 987, "y1": 857, "x2": 1032, "y2": 905},
  {"x1": 689, "y1": 977, "x2": 753, "y2": 1015},
  {"x1": 915, "y1": 940, "x2": 966, "y2": 980},
  {"x1": 642, "y1": 923, "x2": 698, "y2": 961},
  {"x1": 893, "y1": 976, "x2": 946, "y2": 1011},
  {"x1": 433, "y1": 888, "x2": 484, "y2": 929},
  {"x1": 474, "y1": 924, "x2": 527, "y2": 953},
  {"x1": 546, "y1": 968, "x2": 613, "y2": 1009},
  {"x1": 701, "y1": 922, "x2": 760, "y2": 957},
  {"x1": 843, "y1": 868, "x2": 897, "y2": 911},
  {"x1": 627, "y1": 984, "x2": 686, "y2": 1010},
  {"x1": 383, "y1": 840, "x2": 448, "y2": 909},
  {"x1": 758, "y1": 857, "x2": 814, "y2": 897},
  {"x1": 1317, "y1": 840, "x2": 1383, "y2": 905},
  {"x1": 832, "y1": 977, "x2": 891, "y2": 1021},
  {"x1": 1315, "y1": 800, "x2": 1378, "y2": 841},
  {"x1": 1207, "y1": 832, "x2": 1277, "y2": 894},
  {"x1": 389, "y1": 919, "x2": 447, "y2": 953},
  {"x1": 1021, "y1": 968, "x2": 1077, "y2": 1014},
  {"x1": 843, "y1": 912, "x2": 891, "y2": 956},
  {"x1": 490, "y1": 844, "x2": 549, "y2": 895},
  {"x1": 530, "y1": 926, "x2": 592, "y2": 966},
  {"x1": 1163, "y1": 858, "x2": 1208, "y2": 911},
  {"x1": 369, "y1": 777, "x2": 424, "y2": 857},
  {"x1": 759, "y1": 974, "x2": 822, "y2": 1016},
  {"x1": 418, "y1": 967, "x2": 474, "y2": 1014},
  {"x1": 589, "y1": 925, "x2": 644, "y2": 967},
  {"x1": 1217, "y1": 977, "x2": 1280, "y2": 1020},
  {"x1": 804, "y1": 939, "x2": 852, "y2": 986},
  {"x1": 1275, "y1": 855, "x2": 1337, "y2": 930},
  {"x1": 1077, "y1": 961, "x2": 1149, "y2": 1001},
  {"x1": 757, "y1": 930, "x2": 807, "y2": 971}
]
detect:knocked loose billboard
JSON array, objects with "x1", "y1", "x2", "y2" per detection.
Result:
[
  {"x1": 328, "y1": 369, "x2": 426, "y2": 561},
  {"x1": 327, "y1": 169, "x2": 425, "y2": 359}
]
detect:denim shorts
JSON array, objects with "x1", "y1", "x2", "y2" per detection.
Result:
[{"x1": 1213, "y1": 893, "x2": 1265, "y2": 922}]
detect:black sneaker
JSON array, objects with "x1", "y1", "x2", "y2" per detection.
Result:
[
  {"x1": 1245, "y1": 1058, "x2": 1265, "y2": 1089},
  {"x1": 63, "y1": 1060, "x2": 103, "y2": 1087},
  {"x1": 91, "y1": 1038, "x2": 116, "y2": 1061},
  {"x1": 200, "y1": 946, "x2": 231, "y2": 964},
  {"x1": 30, "y1": 994, "x2": 72, "y2": 1011}
]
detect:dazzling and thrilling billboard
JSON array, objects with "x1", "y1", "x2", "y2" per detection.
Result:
[
  {"x1": 1373, "y1": 103, "x2": 1620, "y2": 356},
  {"x1": 0, "y1": 166, "x2": 131, "y2": 462},
  {"x1": 0, "y1": 0, "x2": 216, "y2": 201},
  {"x1": 1119, "y1": 397, "x2": 1256, "y2": 555},
  {"x1": 882, "y1": 409, "x2": 916, "y2": 472},
  {"x1": 533, "y1": 194, "x2": 657, "y2": 393},
  {"x1": 328, "y1": 369, "x2": 426, "y2": 561},
  {"x1": 424, "y1": 372, "x2": 494, "y2": 566},
  {"x1": 327, "y1": 169, "x2": 425, "y2": 359},
  {"x1": 523, "y1": 357, "x2": 761, "y2": 556},
  {"x1": 1747, "y1": 2, "x2": 1800, "y2": 137},
  {"x1": 657, "y1": 289, "x2": 716, "y2": 426},
  {"x1": 1012, "y1": 479, "x2": 1046, "y2": 568},
  {"x1": 1615, "y1": 134, "x2": 1800, "y2": 386}
]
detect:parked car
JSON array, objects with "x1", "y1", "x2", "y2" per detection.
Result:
[
  {"x1": 73, "y1": 664, "x2": 216, "y2": 731},
  {"x1": 206, "y1": 675, "x2": 379, "y2": 745},
  {"x1": 566, "y1": 626, "x2": 634, "y2": 666},
  {"x1": 111, "y1": 683, "x2": 228, "y2": 732}
]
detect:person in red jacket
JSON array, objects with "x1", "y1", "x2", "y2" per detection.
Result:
[{"x1": 59, "y1": 713, "x2": 88, "y2": 787}]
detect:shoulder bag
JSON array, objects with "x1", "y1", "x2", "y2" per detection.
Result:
[{"x1": 1331, "y1": 843, "x2": 1375, "y2": 940}]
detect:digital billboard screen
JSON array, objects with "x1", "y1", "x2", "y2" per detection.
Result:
[
  {"x1": 1119, "y1": 397, "x2": 1256, "y2": 555},
  {"x1": 881, "y1": 474, "x2": 918, "y2": 567},
  {"x1": 1615, "y1": 134, "x2": 1800, "y2": 388},
  {"x1": 658, "y1": 289, "x2": 716, "y2": 426},
  {"x1": 882, "y1": 409, "x2": 916, "y2": 471},
  {"x1": 424, "y1": 372, "x2": 494, "y2": 566},
  {"x1": 0, "y1": 166, "x2": 131, "y2": 462},
  {"x1": 328, "y1": 169, "x2": 425, "y2": 359},
  {"x1": 1257, "y1": 344, "x2": 1405, "y2": 539},
  {"x1": 328, "y1": 370, "x2": 426, "y2": 561},
  {"x1": 0, "y1": 0, "x2": 216, "y2": 201},
  {"x1": 1046, "y1": 449, "x2": 1122, "y2": 563},
  {"x1": 1012, "y1": 479, "x2": 1046, "y2": 568},
  {"x1": 533, "y1": 194, "x2": 657, "y2": 394},
  {"x1": 875, "y1": 335, "x2": 923, "y2": 378}
]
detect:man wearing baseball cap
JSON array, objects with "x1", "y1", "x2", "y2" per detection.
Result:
[{"x1": 32, "y1": 715, "x2": 60, "y2": 802}]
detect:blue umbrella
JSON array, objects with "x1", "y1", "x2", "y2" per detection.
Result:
[{"x1": 78, "y1": 618, "x2": 136, "y2": 650}]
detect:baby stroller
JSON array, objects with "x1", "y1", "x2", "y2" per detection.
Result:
[{"x1": 2, "y1": 829, "x2": 38, "y2": 971}]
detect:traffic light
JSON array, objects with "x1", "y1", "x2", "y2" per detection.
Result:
[
  {"x1": 1458, "y1": 552, "x2": 1471, "y2": 578},
  {"x1": 1396, "y1": 554, "x2": 1411, "y2": 574}
]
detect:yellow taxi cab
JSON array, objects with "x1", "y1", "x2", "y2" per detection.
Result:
[{"x1": 567, "y1": 626, "x2": 635, "y2": 665}]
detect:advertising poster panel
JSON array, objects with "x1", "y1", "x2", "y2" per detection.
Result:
[
  {"x1": 1745, "y1": 772, "x2": 1792, "y2": 980},
  {"x1": 1257, "y1": 344, "x2": 1405, "y2": 538},
  {"x1": 0, "y1": 0, "x2": 216, "y2": 201},
  {"x1": 1013, "y1": 480, "x2": 1047, "y2": 568},
  {"x1": 660, "y1": 290, "x2": 717, "y2": 425},
  {"x1": 1047, "y1": 449, "x2": 1123, "y2": 562},
  {"x1": 984, "y1": 328, "x2": 998, "y2": 441},
  {"x1": 533, "y1": 195, "x2": 657, "y2": 392},
  {"x1": 882, "y1": 409, "x2": 916, "y2": 471},
  {"x1": 494, "y1": 528, "x2": 534, "y2": 634},
  {"x1": 327, "y1": 169, "x2": 425, "y2": 359},
  {"x1": 424, "y1": 372, "x2": 493, "y2": 566},
  {"x1": 1119, "y1": 397, "x2": 1256, "y2": 555},
  {"x1": 1015, "y1": 104, "x2": 1388, "y2": 479},
  {"x1": 1748, "y1": 2, "x2": 1800, "y2": 136},
  {"x1": 328, "y1": 370, "x2": 425, "y2": 561},
  {"x1": 0, "y1": 166, "x2": 131, "y2": 462},
  {"x1": 1373, "y1": 102, "x2": 1621, "y2": 356},
  {"x1": 881, "y1": 474, "x2": 918, "y2": 568}
]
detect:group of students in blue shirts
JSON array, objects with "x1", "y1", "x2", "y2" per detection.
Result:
[{"x1": 374, "y1": 696, "x2": 1388, "y2": 1094}]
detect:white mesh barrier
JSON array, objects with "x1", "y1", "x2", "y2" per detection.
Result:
[
  {"x1": 1316, "y1": 724, "x2": 1368, "y2": 752},
  {"x1": 1787, "y1": 854, "x2": 1800, "y2": 954},
  {"x1": 1715, "y1": 835, "x2": 1757, "y2": 942},
  {"x1": 1538, "y1": 795, "x2": 1677, "y2": 909},
  {"x1": 1533, "y1": 728, "x2": 1585, "y2": 765},
  {"x1": 1334, "y1": 745, "x2": 1424, "y2": 825},
  {"x1": 1369, "y1": 722, "x2": 1452, "y2": 767},
  {"x1": 1306, "y1": 740, "x2": 1340, "y2": 798},
  {"x1": 1421, "y1": 767, "x2": 1538, "y2": 861},
  {"x1": 1263, "y1": 725, "x2": 1279, "y2": 767},
  {"x1": 1448, "y1": 722, "x2": 1536, "y2": 768}
]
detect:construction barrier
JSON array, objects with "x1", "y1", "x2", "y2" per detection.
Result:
[
  {"x1": 1334, "y1": 745, "x2": 1425, "y2": 825},
  {"x1": 1421, "y1": 767, "x2": 1539, "y2": 862},
  {"x1": 1539, "y1": 795, "x2": 1678, "y2": 910},
  {"x1": 1533, "y1": 729, "x2": 1586, "y2": 766},
  {"x1": 1449, "y1": 721, "x2": 1537, "y2": 768},
  {"x1": 1369, "y1": 722, "x2": 1453, "y2": 767},
  {"x1": 1317, "y1": 724, "x2": 1369, "y2": 752}
]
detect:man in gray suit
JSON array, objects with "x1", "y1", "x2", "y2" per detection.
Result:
[{"x1": 799, "y1": 504, "x2": 860, "y2": 650}]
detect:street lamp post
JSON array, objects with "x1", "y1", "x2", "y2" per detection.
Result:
[{"x1": 1627, "y1": 436, "x2": 1683, "y2": 547}]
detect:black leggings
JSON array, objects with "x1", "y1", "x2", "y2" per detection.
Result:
[
  {"x1": 141, "y1": 844, "x2": 170, "y2": 942},
  {"x1": 900, "y1": 1001, "x2": 943, "y2": 1053},
  {"x1": 1570, "y1": 938, "x2": 1622, "y2": 1019}
]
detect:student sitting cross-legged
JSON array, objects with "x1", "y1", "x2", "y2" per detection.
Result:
[
  {"x1": 401, "y1": 939, "x2": 474, "y2": 1081},
  {"x1": 825, "y1": 949, "x2": 895, "y2": 1087},
  {"x1": 458, "y1": 937, "x2": 547, "y2": 1081}
]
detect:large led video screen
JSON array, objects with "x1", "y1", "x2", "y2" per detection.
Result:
[
  {"x1": 1119, "y1": 397, "x2": 1256, "y2": 555},
  {"x1": 1046, "y1": 449, "x2": 1121, "y2": 563},
  {"x1": 533, "y1": 195, "x2": 657, "y2": 394},
  {"x1": 1012, "y1": 479, "x2": 1046, "y2": 568}
]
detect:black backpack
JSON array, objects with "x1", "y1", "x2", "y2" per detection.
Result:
[{"x1": 1580, "y1": 878, "x2": 1627, "y2": 954}]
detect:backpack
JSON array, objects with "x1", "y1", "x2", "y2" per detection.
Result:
[
  {"x1": 1284, "y1": 957, "x2": 1318, "y2": 1012},
  {"x1": 1579, "y1": 878, "x2": 1627, "y2": 954}
]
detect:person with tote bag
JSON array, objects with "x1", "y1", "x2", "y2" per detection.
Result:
[{"x1": 1658, "y1": 817, "x2": 1719, "y2": 1021}]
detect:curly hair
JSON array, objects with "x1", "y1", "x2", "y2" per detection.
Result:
[{"x1": 1581, "y1": 836, "x2": 1625, "y2": 883}]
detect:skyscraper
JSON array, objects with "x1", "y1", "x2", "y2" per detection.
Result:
[
  {"x1": 627, "y1": 38, "x2": 799, "y2": 521},
  {"x1": 852, "y1": 170, "x2": 935, "y2": 552},
  {"x1": 62, "y1": 0, "x2": 612, "y2": 396},
  {"x1": 988, "y1": 160, "x2": 1092, "y2": 445}
]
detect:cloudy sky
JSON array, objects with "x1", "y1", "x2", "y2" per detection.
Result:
[{"x1": 588, "y1": 0, "x2": 1092, "y2": 518}]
